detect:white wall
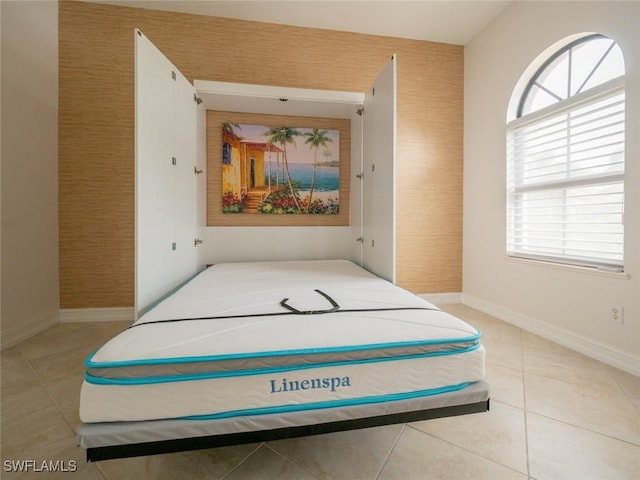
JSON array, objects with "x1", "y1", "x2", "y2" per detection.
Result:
[
  {"x1": 203, "y1": 226, "x2": 354, "y2": 265},
  {"x1": 464, "y1": 1, "x2": 640, "y2": 375},
  {"x1": 1, "y1": 0, "x2": 59, "y2": 348}
]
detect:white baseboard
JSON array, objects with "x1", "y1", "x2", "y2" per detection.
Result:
[
  {"x1": 419, "y1": 292, "x2": 463, "y2": 305},
  {"x1": 463, "y1": 294, "x2": 640, "y2": 377},
  {"x1": 1, "y1": 314, "x2": 58, "y2": 351},
  {"x1": 59, "y1": 307, "x2": 135, "y2": 323}
]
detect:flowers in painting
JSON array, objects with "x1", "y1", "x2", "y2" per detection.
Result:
[
  {"x1": 221, "y1": 123, "x2": 340, "y2": 215},
  {"x1": 222, "y1": 191, "x2": 244, "y2": 213},
  {"x1": 258, "y1": 189, "x2": 338, "y2": 215}
]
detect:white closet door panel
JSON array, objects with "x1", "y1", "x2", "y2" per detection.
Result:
[
  {"x1": 195, "y1": 101, "x2": 207, "y2": 268},
  {"x1": 350, "y1": 108, "x2": 364, "y2": 266},
  {"x1": 135, "y1": 30, "x2": 175, "y2": 314},
  {"x1": 362, "y1": 55, "x2": 396, "y2": 283},
  {"x1": 173, "y1": 69, "x2": 198, "y2": 286}
]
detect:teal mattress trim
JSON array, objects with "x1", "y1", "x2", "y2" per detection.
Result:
[
  {"x1": 85, "y1": 330, "x2": 481, "y2": 370},
  {"x1": 180, "y1": 382, "x2": 475, "y2": 420},
  {"x1": 85, "y1": 343, "x2": 482, "y2": 386}
]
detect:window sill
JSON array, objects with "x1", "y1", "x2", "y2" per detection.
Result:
[{"x1": 505, "y1": 256, "x2": 630, "y2": 280}]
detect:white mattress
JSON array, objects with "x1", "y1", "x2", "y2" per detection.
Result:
[
  {"x1": 78, "y1": 380, "x2": 490, "y2": 449},
  {"x1": 80, "y1": 260, "x2": 485, "y2": 423}
]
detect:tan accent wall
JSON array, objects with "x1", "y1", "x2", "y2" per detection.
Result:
[{"x1": 59, "y1": 0, "x2": 463, "y2": 308}]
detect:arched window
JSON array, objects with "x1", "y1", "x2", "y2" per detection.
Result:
[{"x1": 506, "y1": 34, "x2": 625, "y2": 271}]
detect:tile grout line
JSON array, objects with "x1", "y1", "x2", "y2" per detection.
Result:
[
  {"x1": 605, "y1": 363, "x2": 638, "y2": 399},
  {"x1": 219, "y1": 442, "x2": 265, "y2": 480},
  {"x1": 527, "y1": 410, "x2": 640, "y2": 448},
  {"x1": 15, "y1": 343, "x2": 75, "y2": 432},
  {"x1": 520, "y1": 367, "x2": 631, "y2": 398},
  {"x1": 25, "y1": 349, "x2": 77, "y2": 425},
  {"x1": 261, "y1": 441, "x2": 305, "y2": 469},
  {"x1": 262, "y1": 441, "x2": 328, "y2": 479},
  {"x1": 94, "y1": 461, "x2": 110, "y2": 480},
  {"x1": 520, "y1": 328, "x2": 532, "y2": 479},
  {"x1": 522, "y1": 372, "x2": 640, "y2": 447},
  {"x1": 404, "y1": 423, "x2": 529, "y2": 477},
  {"x1": 374, "y1": 423, "x2": 406, "y2": 480},
  {"x1": 15, "y1": 342, "x2": 111, "y2": 480}
]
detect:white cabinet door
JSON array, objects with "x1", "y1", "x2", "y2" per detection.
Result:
[
  {"x1": 350, "y1": 107, "x2": 364, "y2": 266},
  {"x1": 172, "y1": 68, "x2": 198, "y2": 288},
  {"x1": 135, "y1": 29, "x2": 199, "y2": 316},
  {"x1": 362, "y1": 55, "x2": 397, "y2": 283},
  {"x1": 135, "y1": 29, "x2": 175, "y2": 314},
  {"x1": 195, "y1": 97, "x2": 208, "y2": 269}
]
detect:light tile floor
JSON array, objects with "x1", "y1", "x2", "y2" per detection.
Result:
[{"x1": 1, "y1": 305, "x2": 638, "y2": 479}]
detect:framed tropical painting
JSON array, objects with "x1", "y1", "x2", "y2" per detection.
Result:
[{"x1": 208, "y1": 111, "x2": 350, "y2": 227}]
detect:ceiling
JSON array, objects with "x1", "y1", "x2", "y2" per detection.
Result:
[{"x1": 86, "y1": 1, "x2": 513, "y2": 45}]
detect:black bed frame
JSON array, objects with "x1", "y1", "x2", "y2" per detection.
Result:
[{"x1": 86, "y1": 398, "x2": 489, "y2": 461}]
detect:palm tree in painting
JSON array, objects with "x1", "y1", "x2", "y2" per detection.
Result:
[
  {"x1": 265, "y1": 126, "x2": 302, "y2": 212},
  {"x1": 222, "y1": 123, "x2": 240, "y2": 136},
  {"x1": 304, "y1": 129, "x2": 333, "y2": 213}
]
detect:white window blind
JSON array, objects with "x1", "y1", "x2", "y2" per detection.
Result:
[{"x1": 507, "y1": 80, "x2": 625, "y2": 270}]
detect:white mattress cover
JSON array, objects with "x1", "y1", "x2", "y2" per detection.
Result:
[
  {"x1": 78, "y1": 380, "x2": 490, "y2": 449},
  {"x1": 81, "y1": 346, "x2": 484, "y2": 422},
  {"x1": 88, "y1": 260, "x2": 479, "y2": 366},
  {"x1": 81, "y1": 260, "x2": 485, "y2": 423}
]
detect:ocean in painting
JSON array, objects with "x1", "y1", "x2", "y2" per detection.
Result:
[{"x1": 265, "y1": 161, "x2": 339, "y2": 192}]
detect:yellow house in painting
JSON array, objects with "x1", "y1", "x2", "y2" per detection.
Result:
[{"x1": 223, "y1": 131, "x2": 284, "y2": 213}]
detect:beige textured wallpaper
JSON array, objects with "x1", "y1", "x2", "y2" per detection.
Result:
[{"x1": 58, "y1": 0, "x2": 463, "y2": 308}]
